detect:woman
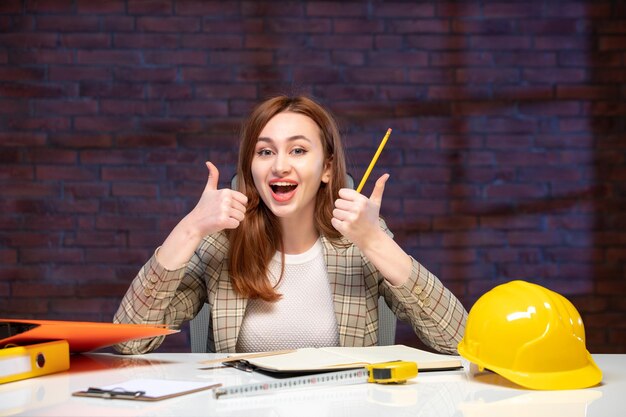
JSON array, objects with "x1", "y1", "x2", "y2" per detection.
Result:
[{"x1": 114, "y1": 95, "x2": 467, "y2": 354}]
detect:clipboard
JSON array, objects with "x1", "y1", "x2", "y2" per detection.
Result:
[
  {"x1": 73, "y1": 378, "x2": 222, "y2": 402},
  {"x1": 0, "y1": 319, "x2": 178, "y2": 353}
]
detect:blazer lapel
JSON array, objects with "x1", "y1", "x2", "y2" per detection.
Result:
[
  {"x1": 212, "y1": 268, "x2": 247, "y2": 353},
  {"x1": 321, "y1": 237, "x2": 366, "y2": 347}
]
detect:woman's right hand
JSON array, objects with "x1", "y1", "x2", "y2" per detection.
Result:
[
  {"x1": 186, "y1": 161, "x2": 248, "y2": 237},
  {"x1": 156, "y1": 161, "x2": 247, "y2": 270}
]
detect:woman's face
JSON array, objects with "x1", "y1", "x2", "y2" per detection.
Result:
[{"x1": 251, "y1": 111, "x2": 331, "y2": 221}]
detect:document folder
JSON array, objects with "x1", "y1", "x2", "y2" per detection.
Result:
[
  {"x1": 0, "y1": 319, "x2": 178, "y2": 352},
  {"x1": 206, "y1": 345, "x2": 463, "y2": 377},
  {"x1": 0, "y1": 340, "x2": 69, "y2": 384}
]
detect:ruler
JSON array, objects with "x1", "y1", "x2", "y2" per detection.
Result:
[{"x1": 213, "y1": 368, "x2": 369, "y2": 400}]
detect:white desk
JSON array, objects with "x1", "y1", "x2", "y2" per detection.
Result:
[{"x1": 0, "y1": 353, "x2": 623, "y2": 417}]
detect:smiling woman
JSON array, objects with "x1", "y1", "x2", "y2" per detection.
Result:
[
  {"x1": 113, "y1": 95, "x2": 468, "y2": 355},
  {"x1": 229, "y1": 97, "x2": 345, "y2": 303}
]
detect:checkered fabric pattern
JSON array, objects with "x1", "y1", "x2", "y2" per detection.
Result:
[{"x1": 113, "y1": 220, "x2": 467, "y2": 354}]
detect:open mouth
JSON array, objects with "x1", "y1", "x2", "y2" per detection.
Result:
[{"x1": 270, "y1": 182, "x2": 298, "y2": 194}]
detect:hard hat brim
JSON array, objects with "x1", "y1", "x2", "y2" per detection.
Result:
[{"x1": 461, "y1": 347, "x2": 603, "y2": 390}]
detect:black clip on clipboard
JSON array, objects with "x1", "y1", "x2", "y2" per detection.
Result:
[{"x1": 79, "y1": 387, "x2": 146, "y2": 400}]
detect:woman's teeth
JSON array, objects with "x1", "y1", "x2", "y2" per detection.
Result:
[{"x1": 271, "y1": 182, "x2": 297, "y2": 194}]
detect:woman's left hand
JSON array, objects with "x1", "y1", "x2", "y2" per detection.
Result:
[{"x1": 331, "y1": 173, "x2": 389, "y2": 248}]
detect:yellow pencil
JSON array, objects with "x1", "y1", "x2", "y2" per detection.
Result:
[{"x1": 356, "y1": 128, "x2": 392, "y2": 193}]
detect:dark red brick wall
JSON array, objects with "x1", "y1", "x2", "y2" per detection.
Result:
[{"x1": 1, "y1": 1, "x2": 624, "y2": 353}]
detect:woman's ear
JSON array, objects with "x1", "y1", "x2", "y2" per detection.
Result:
[{"x1": 321, "y1": 157, "x2": 332, "y2": 184}]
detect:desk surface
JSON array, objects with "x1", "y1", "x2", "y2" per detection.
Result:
[{"x1": 0, "y1": 353, "x2": 624, "y2": 417}]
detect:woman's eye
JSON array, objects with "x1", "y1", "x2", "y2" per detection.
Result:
[
  {"x1": 291, "y1": 148, "x2": 307, "y2": 156},
  {"x1": 256, "y1": 149, "x2": 273, "y2": 156}
]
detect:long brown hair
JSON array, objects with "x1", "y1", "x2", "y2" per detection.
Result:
[{"x1": 228, "y1": 95, "x2": 347, "y2": 302}]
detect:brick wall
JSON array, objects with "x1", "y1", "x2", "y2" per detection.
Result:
[{"x1": 1, "y1": 1, "x2": 624, "y2": 353}]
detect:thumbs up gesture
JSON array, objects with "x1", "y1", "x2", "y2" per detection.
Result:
[
  {"x1": 331, "y1": 173, "x2": 389, "y2": 248},
  {"x1": 188, "y1": 161, "x2": 248, "y2": 237}
]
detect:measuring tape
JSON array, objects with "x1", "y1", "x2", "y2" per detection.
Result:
[{"x1": 213, "y1": 361, "x2": 418, "y2": 400}]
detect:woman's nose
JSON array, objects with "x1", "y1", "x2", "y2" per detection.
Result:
[{"x1": 272, "y1": 152, "x2": 291, "y2": 174}]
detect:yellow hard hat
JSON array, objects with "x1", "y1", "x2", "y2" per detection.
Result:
[{"x1": 457, "y1": 280, "x2": 602, "y2": 390}]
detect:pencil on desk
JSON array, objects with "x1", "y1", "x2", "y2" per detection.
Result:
[{"x1": 355, "y1": 128, "x2": 392, "y2": 193}]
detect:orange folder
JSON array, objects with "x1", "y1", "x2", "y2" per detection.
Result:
[{"x1": 0, "y1": 319, "x2": 178, "y2": 353}]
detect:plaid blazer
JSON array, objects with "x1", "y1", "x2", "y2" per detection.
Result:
[{"x1": 114, "y1": 220, "x2": 467, "y2": 355}]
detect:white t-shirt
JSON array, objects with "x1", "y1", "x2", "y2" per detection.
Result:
[{"x1": 236, "y1": 239, "x2": 340, "y2": 352}]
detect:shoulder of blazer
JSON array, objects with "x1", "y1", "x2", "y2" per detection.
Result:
[
  {"x1": 197, "y1": 232, "x2": 229, "y2": 259},
  {"x1": 319, "y1": 235, "x2": 367, "y2": 273},
  {"x1": 320, "y1": 234, "x2": 353, "y2": 255},
  {"x1": 190, "y1": 232, "x2": 230, "y2": 280}
]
